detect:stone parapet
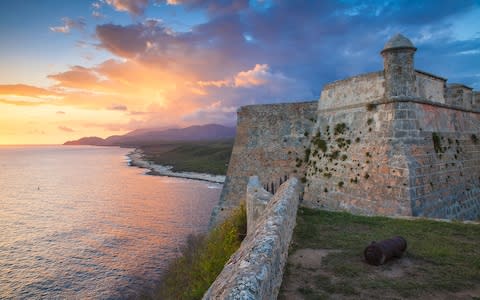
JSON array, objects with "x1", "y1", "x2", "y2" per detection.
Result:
[
  {"x1": 203, "y1": 177, "x2": 300, "y2": 300},
  {"x1": 415, "y1": 70, "x2": 446, "y2": 103},
  {"x1": 319, "y1": 71, "x2": 385, "y2": 110},
  {"x1": 446, "y1": 83, "x2": 474, "y2": 110},
  {"x1": 246, "y1": 176, "x2": 273, "y2": 235}
]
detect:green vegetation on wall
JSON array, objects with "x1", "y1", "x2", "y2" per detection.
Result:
[
  {"x1": 432, "y1": 132, "x2": 443, "y2": 154},
  {"x1": 471, "y1": 134, "x2": 478, "y2": 144}
]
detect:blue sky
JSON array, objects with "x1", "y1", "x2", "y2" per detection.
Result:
[{"x1": 0, "y1": 0, "x2": 479, "y2": 143}]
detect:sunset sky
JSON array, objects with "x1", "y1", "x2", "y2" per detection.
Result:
[{"x1": 0, "y1": 0, "x2": 479, "y2": 144}]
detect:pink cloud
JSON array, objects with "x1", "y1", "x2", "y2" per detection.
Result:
[
  {"x1": 47, "y1": 66, "x2": 100, "y2": 89},
  {"x1": 234, "y1": 64, "x2": 291, "y2": 87},
  {"x1": 49, "y1": 17, "x2": 86, "y2": 33},
  {"x1": 105, "y1": 0, "x2": 149, "y2": 16},
  {"x1": 107, "y1": 104, "x2": 128, "y2": 111},
  {"x1": 58, "y1": 125, "x2": 75, "y2": 132}
]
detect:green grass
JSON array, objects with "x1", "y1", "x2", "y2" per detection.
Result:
[
  {"x1": 156, "y1": 204, "x2": 247, "y2": 300},
  {"x1": 281, "y1": 208, "x2": 480, "y2": 299},
  {"x1": 141, "y1": 139, "x2": 234, "y2": 175}
]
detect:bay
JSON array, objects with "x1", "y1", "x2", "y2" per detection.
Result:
[{"x1": 0, "y1": 145, "x2": 221, "y2": 299}]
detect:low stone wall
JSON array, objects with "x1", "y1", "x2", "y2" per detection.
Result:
[
  {"x1": 415, "y1": 70, "x2": 446, "y2": 103},
  {"x1": 319, "y1": 71, "x2": 384, "y2": 110},
  {"x1": 446, "y1": 84, "x2": 474, "y2": 110},
  {"x1": 203, "y1": 177, "x2": 300, "y2": 300}
]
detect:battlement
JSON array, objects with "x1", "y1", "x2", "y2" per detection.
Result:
[
  {"x1": 415, "y1": 69, "x2": 446, "y2": 103},
  {"x1": 319, "y1": 34, "x2": 477, "y2": 112},
  {"x1": 319, "y1": 71, "x2": 385, "y2": 110}
]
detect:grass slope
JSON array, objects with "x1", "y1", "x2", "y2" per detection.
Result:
[
  {"x1": 140, "y1": 139, "x2": 234, "y2": 175},
  {"x1": 155, "y1": 204, "x2": 247, "y2": 300},
  {"x1": 280, "y1": 208, "x2": 480, "y2": 299}
]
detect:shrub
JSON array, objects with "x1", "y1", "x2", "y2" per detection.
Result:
[
  {"x1": 334, "y1": 123, "x2": 347, "y2": 135},
  {"x1": 366, "y1": 103, "x2": 377, "y2": 111},
  {"x1": 329, "y1": 150, "x2": 340, "y2": 160},
  {"x1": 157, "y1": 204, "x2": 247, "y2": 300},
  {"x1": 432, "y1": 132, "x2": 443, "y2": 154},
  {"x1": 304, "y1": 148, "x2": 311, "y2": 161},
  {"x1": 471, "y1": 134, "x2": 478, "y2": 144}
]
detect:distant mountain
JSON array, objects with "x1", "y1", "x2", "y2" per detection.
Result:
[
  {"x1": 64, "y1": 136, "x2": 106, "y2": 146},
  {"x1": 63, "y1": 124, "x2": 236, "y2": 146}
]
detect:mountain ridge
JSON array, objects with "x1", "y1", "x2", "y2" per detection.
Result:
[{"x1": 64, "y1": 124, "x2": 236, "y2": 146}]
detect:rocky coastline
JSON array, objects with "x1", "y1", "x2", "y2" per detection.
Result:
[{"x1": 126, "y1": 149, "x2": 225, "y2": 184}]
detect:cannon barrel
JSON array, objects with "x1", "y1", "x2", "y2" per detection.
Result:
[{"x1": 364, "y1": 236, "x2": 407, "y2": 266}]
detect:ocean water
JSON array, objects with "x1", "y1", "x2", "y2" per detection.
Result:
[{"x1": 0, "y1": 145, "x2": 221, "y2": 299}]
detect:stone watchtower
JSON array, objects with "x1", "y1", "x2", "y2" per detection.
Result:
[{"x1": 381, "y1": 34, "x2": 417, "y2": 99}]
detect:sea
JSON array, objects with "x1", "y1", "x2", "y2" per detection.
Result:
[{"x1": 0, "y1": 145, "x2": 222, "y2": 299}]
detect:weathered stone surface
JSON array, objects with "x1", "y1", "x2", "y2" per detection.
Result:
[
  {"x1": 210, "y1": 101, "x2": 317, "y2": 226},
  {"x1": 246, "y1": 176, "x2": 273, "y2": 235},
  {"x1": 319, "y1": 71, "x2": 385, "y2": 110},
  {"x1": 203, "y1": 177, "x2": 300, "y2": 300},
  {"x1": 382, "y1": 33, "x2": 416, "y2": 51},
  {"x1": 446, "y1": 84, "x2": 474, "y2": 110},
  {"x1": 416, "y1": 70, "x2": 446, "y2": 103},
  {"x1": 382, "y1": 37, "x2": 417, "y2": 99},
  {"x1": 303, "y1": 102, "x2": 413, "y2": 216},
  {"x1": 303, "y1": 100, "x2": 480, "y2": 220},
  {"x1": 474, "y1": 92, "x2": 480, "y2": 110}
]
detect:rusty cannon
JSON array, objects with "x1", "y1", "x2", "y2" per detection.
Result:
[{"x1": 364, "y1": 236, "x2": 407, "y2": 266}]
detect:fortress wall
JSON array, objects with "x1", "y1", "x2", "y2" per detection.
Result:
[
  {"x1": 446, "y1": 84, "x2": 474, "y2": 110},
  {"x1": 407, "y1": 102, "x2": 480, "y2": 220},
  {"x1": 210, "y1": 101, "x2": 317, "y2": 225},
  {"x1": 415, "y1": 70, "x2": 446, "y2": 103},
  {"x1": 303, "y1": 102, "x2": 412, "y2": 216},
  {"x1": 303, "y1": 100, "x2": 480, "y2": 220},
  {"x1": 474, "y1": 92, "x2": 480, "y2": 110},
  {"x1": 319, "y1": 71, "x2": 384, "y2": 110}
]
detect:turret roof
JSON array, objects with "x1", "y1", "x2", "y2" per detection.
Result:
[{"x1": 382, "y1": 34, "x2": 416, "y2": 52}]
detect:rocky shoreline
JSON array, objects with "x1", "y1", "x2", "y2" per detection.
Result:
[{"x1": 126, "y1": 149, "x2": 226, "y2": 184}]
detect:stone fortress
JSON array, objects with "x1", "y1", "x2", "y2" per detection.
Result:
[{"x1": 212, "y1": 34, "x2": 480, "y2": 224}]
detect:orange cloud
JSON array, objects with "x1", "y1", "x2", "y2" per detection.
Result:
[
  {"x1": 58, "y1": 125, "x2": 75, "y2": 132},
  {"x1": 234, "y1": 64, "x2": 287, "y2": 87},
  {"x1": 196, "y1": 79, "x2": 230, "y2": 88},
  {"x1": 47, "y1": 66, "x2": 101, "y2": 89},
  {"x1": 194, "y1": 64, "x2": 294, "y2": 91},
  {"x1": 0, "y1": 98, "x2": 48, "y2": 106},
  {"x1": 0, "y1": 84, "x2": 59, "y2": 97}
]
